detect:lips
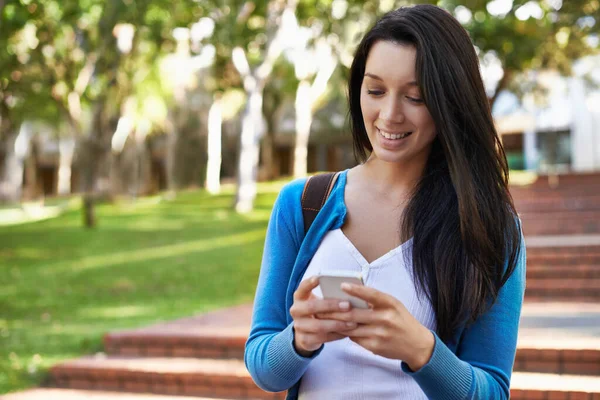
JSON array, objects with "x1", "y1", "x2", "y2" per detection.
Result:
[{"x1": 378, "y1": 128, "x2": 413, "y2": 140}]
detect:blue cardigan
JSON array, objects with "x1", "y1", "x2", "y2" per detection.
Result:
[{"x1": 244, "y1": 170, "x2": 526, "y2": 400}]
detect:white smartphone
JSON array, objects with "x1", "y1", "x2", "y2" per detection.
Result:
[{"x1": 317, "y1": 270, "x2": 369, "y2": 309}]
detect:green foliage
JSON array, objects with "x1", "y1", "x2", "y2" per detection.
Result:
[
  {"x1": 443, "y1": 0, "x2": 599, "y2": 96},
  {"x1": 0, "y1": 181, "x2": 287, "y2": 394}
]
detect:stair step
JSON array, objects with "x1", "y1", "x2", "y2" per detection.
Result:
[
  {"x1": 526, "y1": 278, "x2": 600, "y2": 288},
  {"x1": 515, "y1": 195, "x2": 600, "y2": 212},
  {"x1": 525, "y1": 279, "x2": 600, "y2": 301},
  {"x1": 515, "y1": 346, "x2": 600, "y2": 376},
  {"x1": 510, "y1": 372, "x2": 600, "y2": 399},
  {"x1": 105, "y1": 302, "x2": 600, "y2": 360},
  {"x1": 50, "y1": 356, "x2": 285, "y2": 399},
  {"x1": 521, "y1": 213, "x2": 600, "y2": 235},
  {"x1": 526, "y1": 234, "x2": 600, "y2": 248},
  {"x1": 517, "y1": 302, "x2": 600, "y2": 375},
  {"x1": 527, "y1": 265, "x2": 600, "y2": 279},
  {"x1": 48, "y1": 357, "x2": 600, "y2": 400},
  {"x1": 1, "y1": 388, "x2": 221, "y2": 400},
  {"x1": 47, "y1": 359, "x2": 600, "y2": 400},
  {"x1": 104, "y1": 305, "x2": 250, "y2": 359},
  {"x1": 527, "y1": 254, "x2": 600, "y2": 266}
]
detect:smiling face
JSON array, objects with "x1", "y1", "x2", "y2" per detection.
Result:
[{"x1": 360, "y1": 40, "x2": 437, "y2": 166}]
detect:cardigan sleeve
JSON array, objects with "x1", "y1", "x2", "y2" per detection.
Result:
[
  {"x1": 244, "y1": 179, "x2": 321, "y2": 392},
  {"x1": 402, "y1": 230, "x2": 527, "y2": 399}
]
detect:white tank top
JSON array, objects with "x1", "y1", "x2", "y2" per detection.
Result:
[{"x1": 298, "y1": 229, "x2": 436, "y2": 400}]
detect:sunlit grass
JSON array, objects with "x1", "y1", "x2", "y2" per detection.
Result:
[{"x1": 0, "y1": 179, "x2": 288, "y2": 394}]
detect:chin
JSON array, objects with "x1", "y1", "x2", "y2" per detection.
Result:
[{"x1": 371, "y1": 150, "x2": 410, "y2": 164}]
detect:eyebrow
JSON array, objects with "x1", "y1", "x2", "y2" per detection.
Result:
[{"x1": 364, "y1": 73, "x2": 418, "y2": 86}]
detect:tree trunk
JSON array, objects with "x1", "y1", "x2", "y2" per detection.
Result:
[
  {"x1": 57, "y1": 137, "x2": 75, "y2": 195},
  {"x1": 293, "y1": 79, "x2": 312, "y2": 178},
  {"x1": 23, "y1": 137, "x2": 40, "y2": 201},
  {"x1": 7, "y1": 123, "x2": 34, "y2": 202},
  {"x1": 261, "y1": 99, "x2": 285, "y2": 181},
  {"x1": 490, "y1": 69, "x2": 513, "y2": 109},
  {"x1": 0, "y1": 127, "x2": 21, "y2": 203},
  {"x1": 134, "y1": 138, "x2": 152, "y2": 196},
  {"x1": 166, "y1": 105, "x2": 207, "y2": 191},
  {"x1": 79, "y1": 101, "x2": 115, "y2": 228},
  {"x1": 261, "y1": 128, "x2": 276, "y2": 181},
  {"x1": 206, "y1": 95, "x2": 222, "y2": 194},
  {"x1": 235, "y1": 80, "x2": 264, "y2": 213}
]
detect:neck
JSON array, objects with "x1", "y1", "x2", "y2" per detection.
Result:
[{"x1": 361, "y1": 156, "x2": 427, "y2": 197}]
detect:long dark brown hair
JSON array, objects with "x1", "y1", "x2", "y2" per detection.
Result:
[{"x1": 348, "y1": 5, "x2": 522, "y2": 342}]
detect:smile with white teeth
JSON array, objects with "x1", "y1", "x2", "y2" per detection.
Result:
[{"x1": 378, "y1": 129, "x2": 413, "y2": 140}]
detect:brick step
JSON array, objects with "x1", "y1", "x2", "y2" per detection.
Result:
[
  {"x1": 521, "y1": 212, "x2": 600, "y2": 235},
  {"x1": 527, "y1": 254, "x2": 600, "y2": 266},
  {"x1": 511, "y1": 372, "x2": 600, "y2": 399},
  {"x1": 1, "y1": 388, "x2": 220, "y2": 400},
  {"x1": 50, "y1": 356, "x2": 284, "y2": 400},
  {"x1": 104, "y1": 328, "x2": 246, "y2": 360},
  {"x1": 47, "y1": 357, "x2": 600, "y2": 400},
  {"x1": 47, "y1": 358, "x2": 600, "y2": 400},
  {"x1": 518, "y1": 302, "x2": 600, "y2": 372},
  {"x1": 104, "y1": 305, "x2": 251, "y2": 360},
  {"x1": 525, "y1": 278, "x2": 600, "y2": 290},
  {"x1": 105, "y1": 302, "x2": 600, "y2": 360},
  {"x1": 524, "y1": 279, "x2": 600, "y2": 300},
  {"x1": 526, "y1": 236, "x2": 600, "y2": 256},
  {"x1": 511, "y1": 184, "x2": 600, "y2": 195},
  {"x1": 527, "y1": 265, "x2": 600, "y2": 279},
  {"x1": 515, "y1": 196, "x2": 600, "y2": 212},
  {"x1": 515, "y1": 346, "x2": 600, "y2": 376}
]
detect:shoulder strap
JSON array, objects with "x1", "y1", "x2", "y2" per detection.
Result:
[{"x1": 301, "y1": 172, "x2": 340, "y2": 234}]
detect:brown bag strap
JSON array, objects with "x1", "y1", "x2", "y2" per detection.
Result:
[{"x1": 301, "y1": 172, "x2": 340, "y2": 234}]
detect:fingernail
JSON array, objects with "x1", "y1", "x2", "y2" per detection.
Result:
[
  {"x1": 339, "y1": 301, "x2": 350, "y2": 310},
  {"x1": 346, "y1": 322, "x2": 356, "y2": 328},
  {"x1": 341, "y1": 283, "x2": 353, "y2": 291}
]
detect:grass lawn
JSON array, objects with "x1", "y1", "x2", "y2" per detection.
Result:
[{"x1": 0, "y1": 181, "x2": 287, "y2": 394}]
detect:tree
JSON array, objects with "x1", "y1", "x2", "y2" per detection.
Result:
[
  {"x1": 442, "y1": 0, "x2": 600, "y2": 106},
  {"x1": 0, "y1": 1, "x2": 60, "y2": 202},
  {"x1": 206, "y1": 0, "x2": 300, "y2": 212}
]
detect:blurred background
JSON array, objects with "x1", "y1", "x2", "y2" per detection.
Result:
[{"x1": 1, "y1": 0, "x2": 600, "y2": 398}]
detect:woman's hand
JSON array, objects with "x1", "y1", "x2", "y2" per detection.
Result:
[
  {"x1": 319, "y1": 283, "x2": 435, "y2": 371},
  {"x1": 290, "y1": 276, "x2": 357, "y2": 357}
]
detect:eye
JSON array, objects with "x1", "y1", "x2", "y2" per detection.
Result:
[
  {"x1": 406, "y1": 96, "x2": 424, "y2": 104},
  {"x1": 367, "y1": 90, "x2": 384, "y2": 96}
]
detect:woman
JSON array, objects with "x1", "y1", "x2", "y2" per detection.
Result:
[{"x1": 245, "y1": 4, "x2": 526, "y2": 399}]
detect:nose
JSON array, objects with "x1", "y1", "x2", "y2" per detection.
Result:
[{"x1": 379, "y1": 95, "x2": 405, "y2": 125}]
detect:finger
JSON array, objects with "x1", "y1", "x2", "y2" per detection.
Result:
[
  {"x1": 294, "y1": 276, "x2": 320, "y2": 301},
  {"x1": 345, "y1": 324, "x2": 382, "y2": 338},
  {"x1": 293, "y1": 298, "x2": 351, "y2": 318},
  {"x1": 341, "y1": 283, "x2": 393, "y2": 308},
  {"x1": 325, "y1": 332, "x2": 348, "y2": 342},
  {"x1": 316, "y1": 308, "x2": 378, "y2": 324},
  {"x1": 298, "y1": 331, "x2": 348, "y2": 351},
  {"x1": 295, "y1": 317, "x2": 358, "y2": 334}
]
